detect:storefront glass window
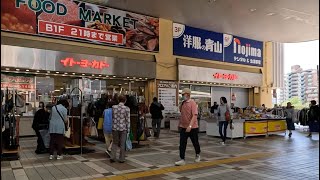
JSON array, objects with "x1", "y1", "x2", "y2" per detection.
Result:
[{"x1": 190, "y1": 85, "x2": 211, "y2": 118}]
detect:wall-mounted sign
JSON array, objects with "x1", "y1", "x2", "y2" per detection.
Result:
[
  {"x1": 179, "y1": 65, "x2": 263, "y2": 87},
  {"x1": 156, "y1": 81, "x2": 178, "y2": 113},
  {"x1": 60, "y1": 58, "x2": 110, "y2": 69},
  {"x1": 173, "y1": 23, "x2": 264, "y2": 67},
  {"x1": 1, "y1": 45, "x2": 156, "y2": 78},
  {"x1": 173, "y1": 23, "x2": 223, "y2": 61},
  {"x1": 213, "y1": 73, "x2": 238, "y2": 80},
  {"x1": 1, "y1": 74, "x2": 35, "y2": 90},
  {"x1": 1, "y1": 0, "x2": 159, "y2": 52},
  {"x1": 223, "y1": 34, "x2": 263, "y2": 67}
]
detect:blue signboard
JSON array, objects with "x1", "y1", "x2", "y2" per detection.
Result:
[
  {"x1": 173, "y1": 23, "x2": 264, "y2": 67},
  {"x1": 223, "y1": 34, "x2": 263, "y2": 67},
  {"x1": 173, "y1": 23, "x2": 224, "y2": 61}
]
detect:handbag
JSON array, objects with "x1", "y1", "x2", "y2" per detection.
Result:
[
  {"x1": 126, "y1": 132, "x2": 132, "y2": 151},
  {"x1": 97, "y1": 117, "x2": 104, "y2": 130},
  {"x1": 90, "y1": 118, "x2": 98, "y2": 137},
  {"x1": 225, "y1": 104, "x2": 231, "y2": 122}
]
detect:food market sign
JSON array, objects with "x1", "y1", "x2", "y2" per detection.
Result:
[
  {"x1": 1, "y1": 0, "x2": 159, "y2": 52},
  {"x1": 1, "y1": 74, "x2": 35, "y2": 90},
  {"x1": 173, "y1": 23, "x2": 263, "y2": 67}
]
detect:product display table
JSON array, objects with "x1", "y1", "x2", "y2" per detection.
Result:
[
  {"x1": 206, "y1": 119, "x2": 245, "y2": 139},
  {"x1": 244, "y1": 118, "x2": 286, "y2": 138}
]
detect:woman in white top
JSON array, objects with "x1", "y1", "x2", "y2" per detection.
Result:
[{"x1": 217, "y1": 97, "x2": 232, "y2": 145}]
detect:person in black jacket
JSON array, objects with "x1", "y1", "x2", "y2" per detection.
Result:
[
  {"x1": 149, "y1": 97, "x2": 164, "y2": 138},
  {"x1": 32, "y1": 102, "x2": 50, "y2": 154},
  {"x1": 307, "y1": 100, "x2": 320, "y2": 137}
]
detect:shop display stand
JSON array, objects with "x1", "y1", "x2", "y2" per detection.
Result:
[
  {"x1": 1, "y1": 89, "x2": 20, "y2": 161},
  {"x1": 64, "y1": 88, "x2": 95, "y2": 155}
]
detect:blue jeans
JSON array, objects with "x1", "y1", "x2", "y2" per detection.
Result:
[{"x1": 219, "y1": 121, "x2": 229, "y2": 142}]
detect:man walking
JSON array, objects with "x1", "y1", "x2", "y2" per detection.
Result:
[
  {"x1": 175, "y1": 88, "x2": 201, "y2": 166},
  {"x1": 150, "y1": 97, "x2": 165, "y2": 138},
  {"x1": 307, "y1": 100, "x2": 320, "y2": 137}
]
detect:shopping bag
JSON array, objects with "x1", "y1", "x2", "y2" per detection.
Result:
[
  {"x1": 97, "y1": 117, "x2": 104, "y2": 130},
  {"x1": 39, "y1": 129, "x2": 50, "y2": 148},
  {"x1": 126, "y1": 132, "x2": 132, "y2": 151},
  {"x1": 129, "y1": 131, "x2": 134, "y2": 141},
  {"x1": 90, "y1": 119, "x2": 98, "y2": 137},
  {"x1": 64, "y1": 118, "x2": 71, "y2": 138},
  {"x1": 144, "y1": 127, "x2": 151, "y2": 137}
]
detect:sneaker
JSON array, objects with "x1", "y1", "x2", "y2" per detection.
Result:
[
  {"x1": 175, "y1": 159, "x2": 186, "y2": 166},
  {"x1": 289, "y1": 133, "x2": 292, "y2": 138},
  {"x1": 220, "y1": 142, "x2": 225, "y2": 145},
  {"x1": 307, "y1": 134, "x2": 312, "y2": 137},
  {"x1": 195, "y1": 154, "x2": 201, "y2": 163},
  {"x1": 57, "y1": 155, "x2": 63, "y2": 160},
  {"x1": 49, "y1": 155, "x2": 54, "y2": 160}
]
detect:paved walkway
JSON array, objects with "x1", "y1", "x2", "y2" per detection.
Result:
[{"x1": 1, "y1": 128, "x2": 319, "y2": 180}]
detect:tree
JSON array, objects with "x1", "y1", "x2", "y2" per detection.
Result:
[{"x1": 281, "y1": 97, "x2": 308, "y2": 110}]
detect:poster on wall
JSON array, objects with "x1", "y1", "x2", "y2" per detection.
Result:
[
  {"x1": 157, "y1": 81, "x2": 178, "y2": 114},
  {"x1": 1, "y1": 74, "x2": 35, "y2": 90},
  {"x1": 173, "y1": 23, "x2": 223, "y2": 61},
  {"x1": 1, "y1": 0, "x2": 159, "y2": 52},
  {"x1": 223, "y1": 34, "x2": 263, "y2": 67}
]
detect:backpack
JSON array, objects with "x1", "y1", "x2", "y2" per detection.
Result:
[{"x1": 103, "y1": 108, "x2": 113, "y2": 134}]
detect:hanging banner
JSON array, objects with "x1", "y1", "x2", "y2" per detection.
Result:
[
  {"x1": 1, "y1": 74, "x2": 35, "y2": 90},
  {"x1": 223, "y1": 34, "x2": 263, "y2": 67},
  {"x1": 173, "y1": 23, "x2": 223, "y2": 61},
  {"x1": 1, "y1": 0, "x2": 159, "y2": 52}
]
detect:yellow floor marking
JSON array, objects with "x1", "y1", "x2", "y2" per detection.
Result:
[{"x1": 96, "y1": 152, "x2": 274, "y2": 180}]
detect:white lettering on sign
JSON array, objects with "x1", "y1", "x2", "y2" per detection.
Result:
[
  {"x1": 183, "y1": 34, "x2": 222, "y2": 53},
  {"x1": 233, "y1": 38, "x2": 261, "y2": 58}
]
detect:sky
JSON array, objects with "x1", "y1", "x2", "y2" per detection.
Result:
[{"x1": 283, "y1": 40, "x2": 319, "y2": 74}]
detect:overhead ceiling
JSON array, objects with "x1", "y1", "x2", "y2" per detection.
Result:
[{"x1": 85, "y1": 0, "x2": 319, "y2": 43}]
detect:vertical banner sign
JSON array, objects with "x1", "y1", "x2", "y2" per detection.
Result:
[
  {"x1": 173, "y1": 23, "x2": 224, "y2": 61},
  {"x1": 1, "y1": 0, "x2": 159, "y2": 52},
  {"x1": 157, "y1": 81, "x2": 178, "y2": 113},
  {"x1": 223, "y1": 34, "x2": 263, "y2": 67}
]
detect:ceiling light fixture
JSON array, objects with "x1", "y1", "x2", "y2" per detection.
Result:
[
  {"x1": 47, "y1": 71, "x2": 50, "y2": 73},
  {"x1": 250, "y1": 8, "x2": 257, "y2": 12},
  {"x1": 82, "y1": 74, "x2": 85, "y2": 76},
  {"x1": 56, "y1": 72, "x2": 59, "y2": 74},
  {"x1": 99, "y1": 75, "x2": 102, "y2": 77},
  {"x1": 113, "y1": 76, "x2": 116, "y2": 78},
  {"x1": 5, "y1": 68, "x2": 10, "y2": 70},
  {"x1": 36, "y1": 70, "x2": 40, "y2": 72},
  {"x1": 26, "y1": 69, "x2": 29, "y2": 72},
  {"x1": 16, "y1": 69, "x2": 20, "y2": 71},
  {"x1": 72, "y1": 73, "x2": 76, "y2": 75}
]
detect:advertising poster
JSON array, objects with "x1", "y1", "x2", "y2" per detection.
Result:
[
  {"x1": 1, "y1": 0, "x2": 159, "y2": 52},
  {"x1": 157, "y1": 81, "x2": 178, "y2": 113},
  {"x1": 1, "y1": 74, "x2": 35, "y2": 90}
]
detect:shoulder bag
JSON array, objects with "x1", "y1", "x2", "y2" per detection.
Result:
[
  {"x1": 55, "y1": 105, "x2": 70, "y2": 138},
  {"x1": 225, "y1": 104, "x2": 231, "y2": 122}
]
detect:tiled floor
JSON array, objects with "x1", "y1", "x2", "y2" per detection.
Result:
[{"x1": 1, "y1": 127, "x2": 319, "y2": 180}]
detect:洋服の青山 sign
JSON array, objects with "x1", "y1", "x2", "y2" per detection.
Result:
[
  {"x1": 173, "y1": 23, "x2": 264, "y2": 67},
  {"x1": 1, "y1": 0, "x2": 159, "y2": 52}
]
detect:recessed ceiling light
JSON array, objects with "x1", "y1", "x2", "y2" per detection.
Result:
[
  {"x1": 60, "y1": 88, "x2": 63, "y2": 89},
  {"x1": 5, "y1": 68, "x2": 10, "y2": 70},
  {"x1": 95, "y1": 79, "x2": 99, "y2": 81},
  {"x1": 250, "y1": 8, "x2": 257, "y2": 12},
  {"x1": 54, "y1": 90, "x2": 60, "y2": 92},
  {"x1": 92, "y1": 74, "x2": 95, "y2": 76},
  {"x1": 127, "y1": 77, "x2": 130, "y2": 78},
  {"x1": 47, "y1": 71, "x2": 50, "y2": 73},
  {"x1": 113, "y1": 76, "x2": 116, "y2": 78},
  {"x1": 106, "y1": 75, "x2": 109, "y2": 77},
  {"x1": 139, "y1": 78, "x2": 142, "y2": 80},
  {"x1": 36, "y1": 70, "x2": 40, "y2": 72},
  {"x1": 145, "y1": 78, "x2": 148, "y2": 80},
  {"x1": 26, "y1": 69, "x2": 29, "y2": 72},
  {"x1": 125, "y1": 83, "x2": 128, "y2": 84},
  {"x1": 56, "y1": 72, "x2": 59, "y2": 74},
  {"x1": 266, "y1": 12, "x2": 275, "y2": 16},
  {"x1": 16, "y1": 69, "x2": 20, "y2": 71},
  {"x1": 72, "y1": 73, "x2": 76, "y2": 75},
  {"x1": 183, "y1": 81, "x2": 186, "y2": 83},
  {"x1": 82, "y1": 74, "x2": 85, "y2": 76},
  {"x1": 99, "y1": 75, "x2": 102, "y2": 77},
  {"x1": 64, "y1": 72, "x2": 68, "y2": 75},
  {"x1": 118, "y1": 84, "x2": 122, "y2": 86}
]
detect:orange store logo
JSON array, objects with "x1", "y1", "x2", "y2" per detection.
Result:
[
  {"x1": 60, "y1": 58, "x2": 110, "y2": 69},
  {"x1": 213, "y1": 73, "x2": 238, "y2": 80}
]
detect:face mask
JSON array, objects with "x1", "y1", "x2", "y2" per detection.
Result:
[{"x1": 182, "y1": 95, "x2": 187, "y2": 101}]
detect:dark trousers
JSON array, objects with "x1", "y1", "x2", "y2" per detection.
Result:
[
  {"x1": 152, "y1": 118, "x2": 161, "y2": 137},
  {"x1": 179, "y1": 128, "x2": 201, "y2": 160},
  {"x1": 219, "y1": 121, "x2": 229, "y2": 142},
  {"x1": 111, "y1": 130, "x2": 127, "y2": 162},
  {"x1": 49, "y1": 133, "x2": 64, "y2": 156},
  {"x1": 35, "y1": 130, "x2": 45, "y2": 152}
]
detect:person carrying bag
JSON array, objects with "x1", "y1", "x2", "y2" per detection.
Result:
[{"x1": 49, "y1": 99, "x2": 69, "y2": 160}]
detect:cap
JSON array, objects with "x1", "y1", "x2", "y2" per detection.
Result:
[{"x1": 182, "y1": 88, "x2": 191, "y2": 95}]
